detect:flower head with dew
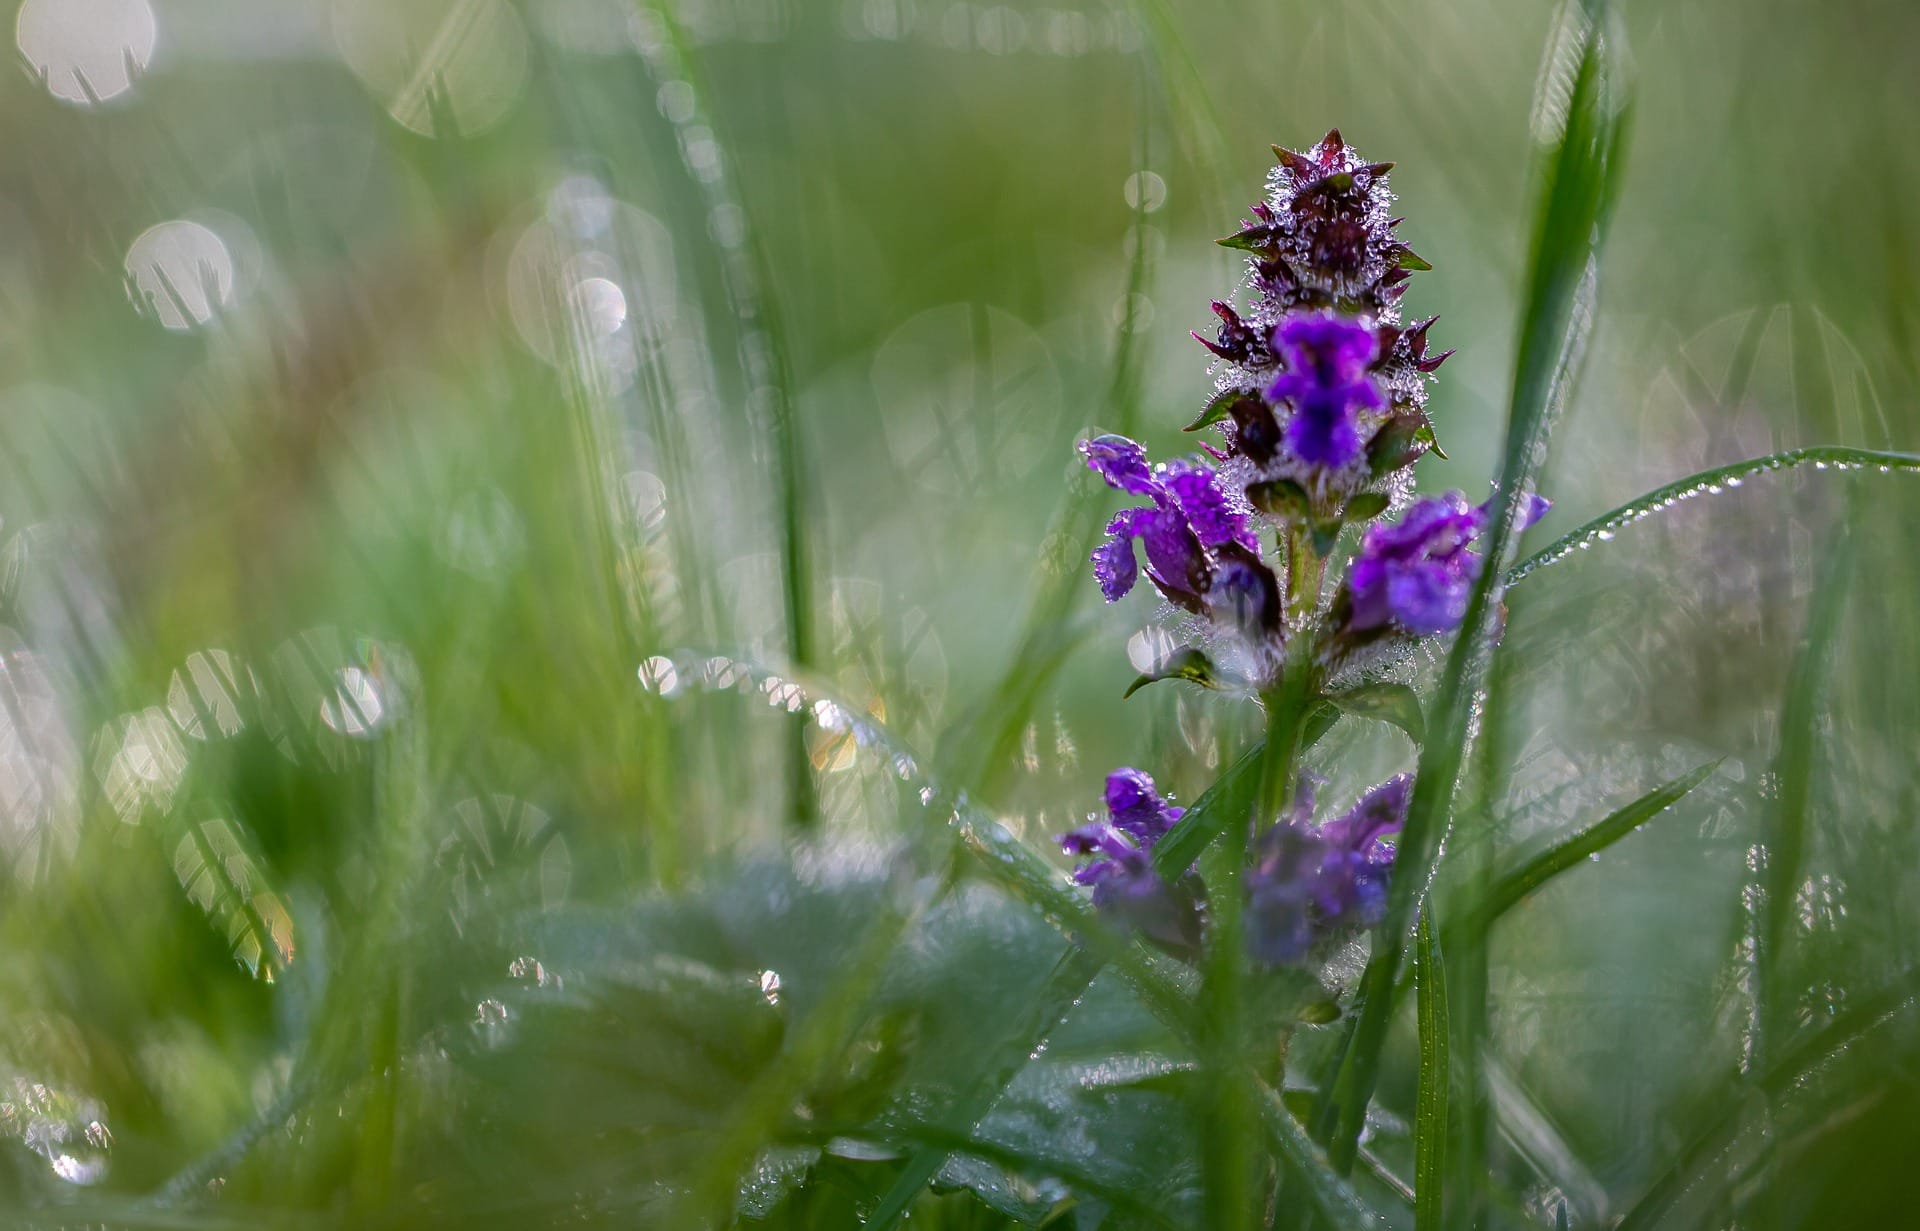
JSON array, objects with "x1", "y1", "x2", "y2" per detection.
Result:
[
  {"x1": 1059, "y1": 769, "x2": 1202, "y2": 955},
  {"x1": 1192, "y1": 131, "x2": 1454, "y2": 524},
  {"x1": 1063, "y1": 136, "x2": 1554, "y2": 982},
  {"x1": 1082, "y1": 135, "x2": 1527, "y2": 694}
]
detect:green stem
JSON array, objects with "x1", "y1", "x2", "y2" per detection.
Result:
[{"x1": 1202, "y1": 662, "x2": 1316, "y2": 1230}]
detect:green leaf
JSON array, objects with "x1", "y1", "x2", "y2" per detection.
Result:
[
  {"x1": 1477, "y1": 760, "x2": 1718, "y2": 924},
  {"x1": 1309, "y1": 518, "x2": 1342, "y2": 557},
  {"x1": 1325, "y1": 682, "x2": 1425, "y2": 743},
  {"x1": 1396, "y1": 248, "x2": 1435, "y2": 272},
  {"x1": 1417, "y1": 420, "x2": 1448, "y2": 460},
  {"x1": 1124, "y1": 647, "x2": 1221, "y2": 698},
  {"x1": 1216, "y1": 228, "x2": 1273, "y2": 253},
  {"x1": 1413, "y1": 911, "x2": 1449, "y2": 1231},
  {"x1": 1342, "y1": 491, "x2": 1390, "y2": 523},
  {"x1": 1184, "y1": 387, "x2": 1249, "y2": 433},
  {"x1": 865, "y1": 948, "x2": 1108, "y2": 1230},
  {"x1": 1246, "y1": 477, "x2": 1312, "y2": 522},
  {"x1": 1365, "y1": 414, "x2": 1426, "y2": 477},
  {"x1": 1506, "y1": 446, "x2": 1920, "y2": 585}
]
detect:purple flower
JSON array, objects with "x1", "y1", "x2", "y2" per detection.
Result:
[
  {"x1": 1061, "y1": 769, "x2": 1199, "y2": 952},
  {"x1": 1246, "y1": 774, "x2": 1411, "y2": 964},
  {"x1": 1080, "y1": 436, "x2": 1259, "y2": 617},
  {"x1": 1103, "y1": 767, "x2": 1184, "y2": 844},
  {"x1": 1345, "y1": 492, "x2": 1549, "y2": 635},
  {"x1": 1265, "y1": 315, "x2": 1383, "y2": 469}
]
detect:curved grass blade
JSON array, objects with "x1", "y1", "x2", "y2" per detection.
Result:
[
  {"x1": 1507, "y1": 447, "x2": 1920, "y2": 585},
  {"x1": 1615, "y1": 966, "x2": 1920, "y2": 1231},
  {"x1": 1324, "y1": 1, "x2": 1632, "y2": 1174},
  {"x1": 1413, "y1": 911, "x2": 1449, "y2": 1231},
  {"x1": 1254, "y1": 1082, "x2": 1386, "y2": 1231},
  {"x1": 1478, "y1": 760, "x2": 1719, "y2": 925}
]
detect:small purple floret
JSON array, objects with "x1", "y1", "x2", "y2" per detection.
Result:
[
  {"x1": 1347, "y1": 493, "x2": 1486, "y2": 635},
  {"x1": 1345, "y1": 491, "x2": 1551, "y2": 635},
  {"x1": 1246, "y1": 774, "x2": 1411, "y2": 964},
  {"x1": 1081, "y1": 435, "x2": 1259, "y2": 617},
  {"x1": 1265, "y1": 315, "x2": 1383, "y2": 469},
  {"x1": 1163, "y1": 463, "x2": 1257, "y2": 552},
  {"x1": 1060, "y1": 769, "x2": 1196, "y2": 949}
]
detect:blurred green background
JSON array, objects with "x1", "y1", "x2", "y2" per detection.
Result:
[{"x1": 1, "y1": 0, "x2": 1918, "y2": 1226}]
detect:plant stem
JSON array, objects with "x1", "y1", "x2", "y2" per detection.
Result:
[{"x1": 1202, "y1": 659, "x2": 1317, "y2": 1230}]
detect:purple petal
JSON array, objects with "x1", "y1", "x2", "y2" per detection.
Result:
[
  {"x1": 1274, "y1": 314, "x2": 1379, "y2": 383},
  {"x1": 1140, "y1": 508, "x2": 1209, "y2": 609},
  {"x1": 1385, "y1": 564, "x2": 1469, "y2": 635},
  {"x1": 1081, "y1": 435, "x2": 1158, "y2": 496},
  {"x1": 1163, "y1": 463, "x2": 1256, "y2": 551},
  {"x1": 1345, "y1": 494, "x2": 1492, "y2": 635},
  {"x1": 1207, "y1": 544, "x2": 1282, "y2": 638},
  {"x1": 1104, "y1": 767, "x2": 1182, "y2": 846},
  {"x1": 1265, "y1": 314, "x2": 1385, "y2": 471},
  {"x1": 1091, "y1": 535, "x2": 1138, "y2": 602},
  {"x1": 1280, "y1": 388, "x2": 1370, "y2": 468},
  {"x1": 1319, "y1": 774, "x2": 1412, "y2": 853}
]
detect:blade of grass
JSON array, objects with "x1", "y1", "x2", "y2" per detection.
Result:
[
  {"x1": 1202, "y1": 665, "x2": 1317, "y2": 1230},
  {"x1": 1756, "y1": 518, "x2": 1854, "y2": 1061},
  {"x1": 1478, "y1": 760, "x2": 1720, "y2": 925},
  {"x1": 1507, "y1": 447, "x2": 1920, "y2": 585},
  {"x1": 1747, "y1": 508, "x2": 1856, "y2": 1220},
  {"x1": 630, "y1": 1, "x2": 818, "y2": 828},
  {"x1": 1322, "y1": 0, "x2": 1630, "y2": 1173},
  {"x1": 1412, "y1": 911, "x2": 1449, "y2": 1231},
  {"x1": 1254, "y1": 1082, "x2": 1386, "y2": 1231},
  {"x1": 1614, "y1": 966, "x2": 1920, "y2": 1231}
]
